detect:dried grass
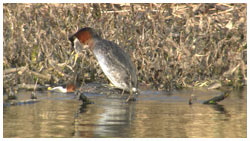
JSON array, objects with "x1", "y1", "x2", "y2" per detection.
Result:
[{"x1": 3, "y1": 3, "x2": 247, "y2": 91}]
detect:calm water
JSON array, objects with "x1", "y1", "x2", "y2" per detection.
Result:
[{"x1": 3, "y1": 87, "x2": 247, "y2": 138}]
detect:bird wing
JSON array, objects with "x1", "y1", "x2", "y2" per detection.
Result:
[{"x1": 94, "y1": 39, "x2": 137, "y2": 87}]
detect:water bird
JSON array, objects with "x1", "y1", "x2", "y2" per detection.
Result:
[
  {"x1": 48, "y1": 84, "x2": 76, "y2": 93},
  {"x1": 69, "y1": 27, "x2": 138, "y2": 101}
]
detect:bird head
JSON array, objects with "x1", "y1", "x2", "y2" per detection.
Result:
[{"x1": 69, "y1": 27, "x2": 100, "y2": 65}]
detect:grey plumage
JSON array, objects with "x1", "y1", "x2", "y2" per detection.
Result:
[{"x1": 93, "y1": 39, "x2": 137, "y2": 92}]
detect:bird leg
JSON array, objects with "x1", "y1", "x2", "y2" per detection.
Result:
[
  {"x1": 126, "y1": 76, "x2": 134, "y2": 102},
  {"x1": 121, "y1": 89, "x2": 125, "y2": 96},
  {"x1": 126, "y1": 87, "x2": 133, "y2": 102}
]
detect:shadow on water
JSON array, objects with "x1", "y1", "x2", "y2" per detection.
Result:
[
  {"x1": 211, "y1": 104, "x2": 228, "y2": 115},
  {"x1": 72, "y1": 92, "x2": 136, "y2": 137},
  {"x1": 3, "y1": 86, "x2": 247, "y2": 138}
]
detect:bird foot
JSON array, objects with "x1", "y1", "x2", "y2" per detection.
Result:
[{"x1": 126, "y1": 94, "x2": 136, "y2": 102}]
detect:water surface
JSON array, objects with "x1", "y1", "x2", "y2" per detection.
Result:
[{"x1": 3, "y1": 87, "x2": 247, "y2": 138}]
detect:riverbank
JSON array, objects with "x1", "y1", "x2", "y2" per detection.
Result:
[{"x1": 3, "y1": 3, "x2": 246, "y2": 92}]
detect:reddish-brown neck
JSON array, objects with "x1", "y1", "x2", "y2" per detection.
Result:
[
  {"x1": 75, "y1": 31, "x2": 96, "y2": 50},
  {"x1": 66, "y1": 84, "x2": 76, "y2": 93},
  {"x1": 75, "y1": 31, "x2": 92, "y2": 44}
]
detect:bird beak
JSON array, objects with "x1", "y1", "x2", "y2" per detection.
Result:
[
  {"x1": 70, "y1": 50, "x2": 79, "y2": 67},
  {"x1": 69, "y1": 35, "x2": 82, "y2": 66},
  {"x1": 73, "y1": 52, "x2": 79, "y2": 67}
]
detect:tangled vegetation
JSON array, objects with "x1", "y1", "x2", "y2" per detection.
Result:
[{"x1": 3, "y1": 3, "x2": 247, "y2": 92}]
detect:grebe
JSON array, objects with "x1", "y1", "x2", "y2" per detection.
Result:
[
  {"x1": 69, "y1": 27, "x2": 137, "y2": 101},
  {"x1": 48, "y1": 84, "x2": 76, "y2": 93}
]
